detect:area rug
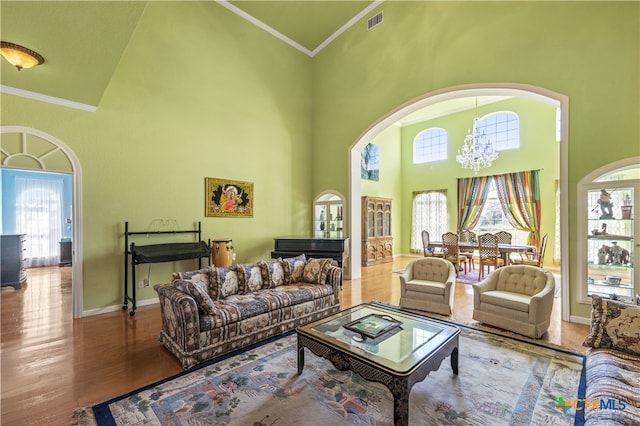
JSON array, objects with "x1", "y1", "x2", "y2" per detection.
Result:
[{"x1": 74, "y1": 319, "x2": 586, "y2": 426}]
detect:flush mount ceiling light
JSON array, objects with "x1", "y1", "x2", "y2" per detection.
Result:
[{"x1": 0, "y1": 41, "x2": 45, "y2": 71}]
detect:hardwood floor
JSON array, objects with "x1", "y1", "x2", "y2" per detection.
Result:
[{"x1": 0, "y1": 257, "x2": 590, "y2": 425}]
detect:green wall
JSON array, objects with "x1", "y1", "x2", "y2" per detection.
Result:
[
  {"x1": 313, "y1": 1, "x2": 639, "y2": 319},
  {"x1": 1, "y1": 2, "x2": 313, "y2": 311}
]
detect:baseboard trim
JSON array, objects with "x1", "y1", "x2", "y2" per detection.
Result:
[
  {"x1": 569, "y1": 315, "x2": 590, "y2": 325},
  {"x1": 81, "y1": 297, "x2": 159, "y2": 317}
]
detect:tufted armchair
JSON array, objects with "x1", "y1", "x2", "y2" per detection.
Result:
[
  {"x1": 472, "y1": 265, "x2": 555, "y2": 338},
  {"x1": 399, "y1": 257, "x2": 457, "y2": 315}
]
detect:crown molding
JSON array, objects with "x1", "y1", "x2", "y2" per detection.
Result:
[
  {"x1": 216, "y1": 0, "x2": 384, "y2": 58},
  {"x1": 1, "y1": 85, "x2": 97, "y2": 112},
  {"x1": 216, "y1": 0, "x2": 313, "y2": 56}
]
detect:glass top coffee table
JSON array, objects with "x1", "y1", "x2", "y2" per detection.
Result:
[{"x1": 297, "y1": 303, "x2": 460, "y2": 426}]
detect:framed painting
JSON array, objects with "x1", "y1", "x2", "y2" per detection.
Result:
[
  {"x1": 205, "y1": 177, "x2": 253, "y2": 217},
  {"x1": 361, "y1": 143, "x2": 379, "y2": 181}
]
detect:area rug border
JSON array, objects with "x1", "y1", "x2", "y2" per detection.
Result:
[{"x1": 91, "y1": 331, "x2": 297, "y2": 426}]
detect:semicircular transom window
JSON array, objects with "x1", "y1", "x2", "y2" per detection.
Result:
[
  {"x1": 414, "y1": 127, "x2": 447, "y2": 164},
  {"x1": 477, "y1": 111, "x2": 520, "y2": 151}
]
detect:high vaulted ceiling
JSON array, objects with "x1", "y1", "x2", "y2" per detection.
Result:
[
  {"x1": 0, "y1": 1, "x2": 377, "y2": 109},
  {"x1": 1, "y1": 1, "x2": 510, "y2": 121}
]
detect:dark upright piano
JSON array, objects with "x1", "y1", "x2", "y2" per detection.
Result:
[{"x1": 271, "y1": 237, "x2": 350, "y2": 269}]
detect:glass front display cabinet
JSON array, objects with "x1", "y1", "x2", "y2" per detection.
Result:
[
  {"x1": 584, "y1": 183, "x2": 636, "y2": 302},
  {"x1": 361, "y1": 196, "x2": 393, "y2": 266},
  {"x1": 314, "y1": 193, "x2": 344, "y2": 239}
]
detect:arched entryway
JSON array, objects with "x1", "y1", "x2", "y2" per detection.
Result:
[
  {"x1": 347, "y1": 83, "x2": 570, "y2": 321},
  {"x1": 1, "y1": 126, "x2": 84, "y2": 318}
]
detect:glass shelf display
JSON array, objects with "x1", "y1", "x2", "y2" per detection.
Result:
[
  {"x1": 314, "y1": 193, "x2": 344, "y2": 239},
  {"x1": 585, "y1": 185, "x2": 635, "y2": 302}
]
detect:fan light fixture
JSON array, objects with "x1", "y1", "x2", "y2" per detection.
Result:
[
  {"x1": 455, "y1": 97, "x2": 498, "y2": 174},
  {"x1": 0, "y1": 41, "x2": 45, "y2": 71}
]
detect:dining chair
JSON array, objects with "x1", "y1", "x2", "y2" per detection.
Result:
[
  {"x1": 458, "y1": 229, "x2": 477, "y2": 270},
  {"x1": 441, "y1": 232, "x2": 467, "y2": 275},
  {"x1": 478, "y1": 233, "x2": 505, "y2": 279},
  {"x1": 421, "y1": 230, "x2": 444, "y2": 258},
  {"x1": 495, "y1": 231, "x2": 513, "y2": 245},
  {"x1": 494, "y1": 231, "x2": 513, "y2": 264},
  {"x1": 511, "y1": 233, "x2": 549, "y2": 268}
]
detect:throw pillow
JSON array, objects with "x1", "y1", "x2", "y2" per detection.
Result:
[
  {"x1": 174, "y1": 279, "x2": 218, "y2": 316},
  {"x1": 236, "y1": 261, "x2": 268, "y2": 293},
  {"x1": 583, "y1": 295, "x2": 640, "y2": 356},
  {"x1": 264, "y1": 259, "x2": 285, "y2": 289},
  {"x1": 281, "y1": 254, "x2": 306, "y2": 284},
  {"x1": 302, "y1": 258, "x2": 333, "y2": 284},
  {"x1": 210, "y1": 266, "x2": 240, "y2": 299},
  {"x1": 171, "y1": 267, "x2": 210, "y2": 290}
]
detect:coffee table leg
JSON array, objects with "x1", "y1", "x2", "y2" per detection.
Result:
[
  {"x1": 297, "y1": 345, "x2": 305, "y2": 375},
  {"x1": 391, "y1": 380, "x2": 409, "y2": 426},
  {"x1": 451, "y1": 347, "x2": 458, "y2": 375}
]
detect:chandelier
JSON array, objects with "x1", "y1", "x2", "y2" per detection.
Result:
[{"x1": 455, "y1": 99, "x2": 498, "y2": 174}]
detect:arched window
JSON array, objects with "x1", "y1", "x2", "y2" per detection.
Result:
[
  {"x1": 411, "y1": 190, "x2": 448, "y2": 252},
  {"x1": 477, "y1": 112, "x2": 520, "y2": 151},
  {"x1": 414, "y1": 128, "x2": 447, "y2": 164}
]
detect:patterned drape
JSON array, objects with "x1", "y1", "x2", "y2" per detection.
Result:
[
  {"x1": 411, "y1": 190, "x2": 448, "y2": 253},
  {"x1": 494, "y1": 170, "x2": 541, "y2": 247},
  {"x1": 457, "y1": 176, "x2": 491, "y2": 233}
]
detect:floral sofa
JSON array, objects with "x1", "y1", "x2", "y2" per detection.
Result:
[
  {"x1": 582, "y1": 295, "x2": 640, "y2": 425},
  {"x1": 154, "y1": 254, "x2": 341, "y2": 369}
]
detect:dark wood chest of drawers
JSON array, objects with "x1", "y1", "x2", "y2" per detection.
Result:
[{"x1": 1, "y1": 234, "x2": 27, "y2": 289}]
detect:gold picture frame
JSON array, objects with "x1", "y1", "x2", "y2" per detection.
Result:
[{"x1": 205, "y1": 177, "x2": 253, "y2": 217}]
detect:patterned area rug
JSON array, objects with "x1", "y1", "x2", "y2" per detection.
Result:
[{"x1": 74, "y1": 321, "x2": 585, "y2": 426}]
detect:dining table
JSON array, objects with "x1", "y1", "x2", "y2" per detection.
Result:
[{"x1": 430, "y1": 240, "x2": 537, "y2": 265}]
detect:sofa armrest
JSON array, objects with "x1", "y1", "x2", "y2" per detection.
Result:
[
  {"x1": 445, "y1": 263, "x2": 457, "y2": 287},
  {"x1": 400, "y1": 261, "x2": 413, "y2": 286},
  {"x1": 528, "y1": 275, "x2": 555, "y2": 322},
  {"x1": 154, "y1": 282, "x2": 201, "y2": 354},
  {"x1": 472, "y1": 273, "x2": 498, "y2": 309},
  {"x1": 325, "y1": 265, "x2": 342, "y2": 298}
]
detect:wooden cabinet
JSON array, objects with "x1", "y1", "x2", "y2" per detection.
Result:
[
  {"x1": 1, "y1": 234, "x2": 27, "y2": 289},
  {"x1": 361, "y1": 196, "x2": 393, "y2": 266}
]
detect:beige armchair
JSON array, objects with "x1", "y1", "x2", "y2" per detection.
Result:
[
  {"x1": 399, "y1": 257, "x2": 457, "y2": 315},
  {"x1": 472, "y1": 265, "x2": 555, "y2": 338}
]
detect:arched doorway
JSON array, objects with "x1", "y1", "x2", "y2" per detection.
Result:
[
  {"x1": 347, "y1": 83, "x2": 570, "y2": 320},
  {"x1": 1, "y1": 126, "x2": 84, "y2": 318}
]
